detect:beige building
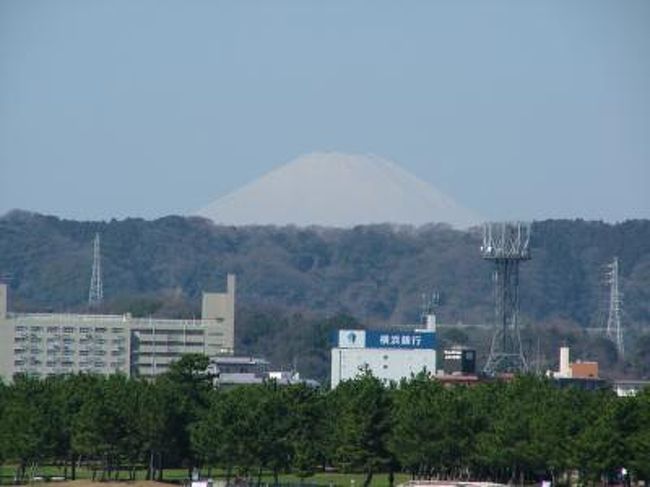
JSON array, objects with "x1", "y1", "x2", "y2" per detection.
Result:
[{"x1": 0, "y1": 275, "x2": 236, "y2": 381}]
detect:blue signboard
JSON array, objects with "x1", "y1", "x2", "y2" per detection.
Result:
[
  {"x1": 365, "y1": 330, "x2": 436, "y2": 350},
  {"x1": 333, "y1": 329, "x2": 436, "y2": 349}
]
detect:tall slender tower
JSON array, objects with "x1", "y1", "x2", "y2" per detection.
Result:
[
  {"x1": 481, "y1": 222, "x2": 531, "y2": 375},
  {"x1": 606, "y1": 257, "x2": 623, "y2": 358},
  {"x1": 88, "y1": 233, "x2": 103, "y2": 308}
]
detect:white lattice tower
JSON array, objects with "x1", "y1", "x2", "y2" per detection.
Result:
[
  {"x1": 88, "y1": 233, "x2": 103, "y2": 308},
  {"x1": 606, "y1": 257, "x2": 623, "y2": 358}
]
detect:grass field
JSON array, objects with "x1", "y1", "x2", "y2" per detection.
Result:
[{"x1": 0, "y1": 466, "x2": 411, "y2": 487}]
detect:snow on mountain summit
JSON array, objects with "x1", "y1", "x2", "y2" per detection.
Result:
[{"x1": 196, "y1": 152, "x2": 480, "y2": 228}]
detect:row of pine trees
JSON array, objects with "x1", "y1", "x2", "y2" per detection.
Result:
[{"x1": 0, "y1": 355, "x2": 648, "y2": 486}]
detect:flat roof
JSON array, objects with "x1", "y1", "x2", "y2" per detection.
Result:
[
  {"x1": 6, "y1": 312, "x2": 213, "y2": 328},
  {"x1": 211, "y1": 356, "x2": 269, "y2": 365}
]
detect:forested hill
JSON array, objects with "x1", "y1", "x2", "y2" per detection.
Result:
[{"x1": 1, "y1": 211, "x2": 649, "y2": 330}]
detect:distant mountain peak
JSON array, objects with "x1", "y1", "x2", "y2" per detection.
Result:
[{"x1": 196, "y1": 152, "x2": 480, "y2": 228}]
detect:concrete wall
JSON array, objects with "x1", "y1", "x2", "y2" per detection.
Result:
[
  {"x1": 5, "y1": 315, "x2": 131, "y2": 379},
  {"x1": 0, "y1": 283, "x2": 6, "y2": 319},
  {"x1": 0, "y1": 284, "x2": 12, "y2": 377},
  {"x1": 331, "y1": 347, "x2": 436, "y2": 388},
  {"x1": 201, "y1": 274, "x2": 235, "y2": 353},
  {"x1": 571, "y1": 361, "x2": 599, "y2": 378}
]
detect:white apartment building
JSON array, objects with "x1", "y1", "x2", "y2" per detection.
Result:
[{"x1": 0, "y1": 275, "x2": 235, "y2": 380}]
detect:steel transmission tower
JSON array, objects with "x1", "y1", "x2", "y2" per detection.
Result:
[
  {"x1": 606, "y1": 257, "x2": 623, "y2": 358},
  {"x1": 88, "y1": 233, "x2": 103, "y2": 308},
  {"x1": 481, "y1": 222, "x2": 531, "y2": 375}
]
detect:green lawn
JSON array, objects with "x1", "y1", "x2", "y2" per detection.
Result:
[
  {"x1": 0, "y1": 466, "x2": 410, "y2": 487},
  {"x1": 257, "y1": 472, "x2": 411, "y2": 487}
]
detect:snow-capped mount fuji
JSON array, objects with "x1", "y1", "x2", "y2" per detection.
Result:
[{"x1": 196, "y1": 152, "x2": 480, "y2": 228}]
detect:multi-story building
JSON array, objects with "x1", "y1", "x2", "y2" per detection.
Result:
[
  {"x1": 330, "y1": 312, "x2": 437, "y2": 388},
  {"x1": 330, "y1": 328, "x2": 437, "y2": 388},
  {"x1": 0, "y1": 275, "x2": 235, "y2": 380}
]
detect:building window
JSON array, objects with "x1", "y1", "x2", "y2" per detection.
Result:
[{"x1": 63, "y1": 327, "x2": 75, "y2": 334}]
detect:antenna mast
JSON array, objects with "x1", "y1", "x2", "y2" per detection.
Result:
[
  {"x1": 88, "y1": 232, "x2": 103, "y2": 308},
  {"x1": 421, "y1": 290, "x2": 439, "y2": 317},
  {"x1": 481, "y1": 222, "x2": 531, "y2": 375},
  {"x1": 606, "y1": 257, "x2": 623, "y2": 358},
  {"x1": 420, "y1": 290, "x2": 439, "y2": 330}
]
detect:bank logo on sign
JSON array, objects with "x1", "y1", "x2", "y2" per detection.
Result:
[{"x1": 338, "y1": 330, "x2": 366, "y2": 348}]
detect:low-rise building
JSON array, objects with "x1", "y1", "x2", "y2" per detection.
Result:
[
  {"x1": 207, "y1": 356, "x2": 319, "y2": 388},
  {"x1": 443, "y1": 346, "x2": 477, "y2": 375},
  {"x1": 550, "y1": 346, "x2": 599, "y2": 379},
  {"x1": 612, "y1": 379, "x2": 650, "y2": 397}
]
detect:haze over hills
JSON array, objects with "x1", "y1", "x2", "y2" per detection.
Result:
[{"x1": 196, "y1": 152, "x2": 481, "y2": 228}]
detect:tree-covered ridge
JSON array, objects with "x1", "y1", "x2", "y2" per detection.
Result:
[
  {"x1": 0, "y1": 357, "x2": 649, "y2": 485},
  {"x1": 1, "y1": 212, "x2": 649, "y2": 380},
  {"x1": 1, "y1": 211, "x2": 649, "y2": 327}
]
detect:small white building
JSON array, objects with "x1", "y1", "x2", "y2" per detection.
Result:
[
  {"x1": 330, "y1": 324, "x2": 437, "y2": 388},
  {"x1": 612, "y1": 379, "x2": 650, "y2": 397}
]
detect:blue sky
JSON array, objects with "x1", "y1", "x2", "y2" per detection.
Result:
[{"x1": 0, "y1": 0, "x2": 648, "y2": 222}]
